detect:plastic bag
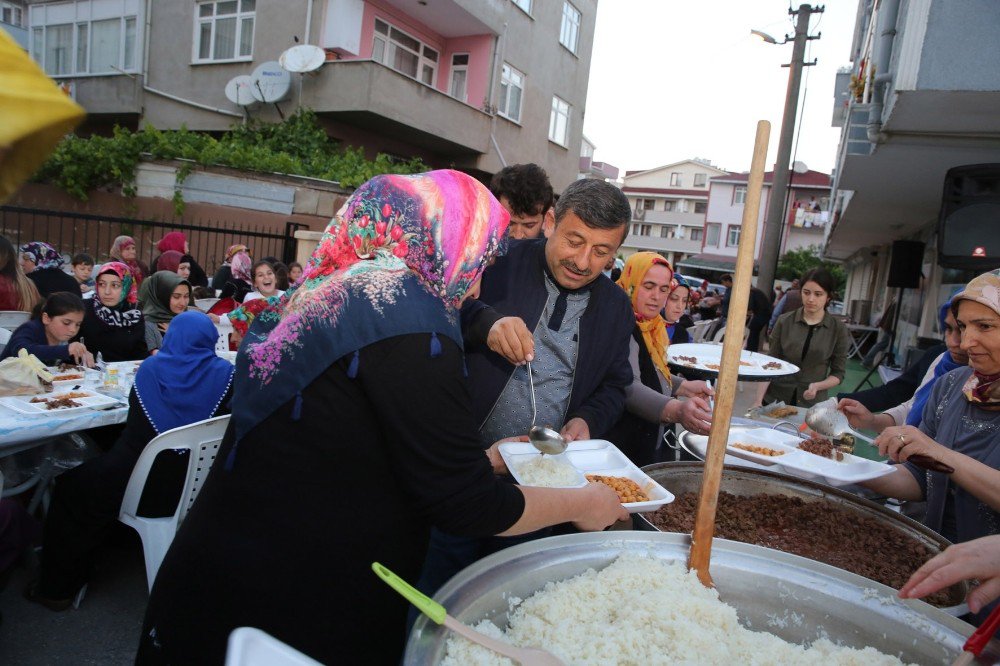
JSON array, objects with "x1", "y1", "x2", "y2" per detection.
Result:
[{"x1": 0, "y1": 349, "x2": 52, "y2": 396}]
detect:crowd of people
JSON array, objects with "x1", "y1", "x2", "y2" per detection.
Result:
[{"x1": 0, "y1": 163, "x2": 998, "y2": 661}]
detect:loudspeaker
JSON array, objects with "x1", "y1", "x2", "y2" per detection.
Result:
[
  {"x1": 887, "y1": 240, "x2": 924, "y2": 289},
  {"x1": 938, "y1": 164, "x2": 1000, "y2": 270}
]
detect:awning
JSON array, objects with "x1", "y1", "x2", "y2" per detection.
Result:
[{"x1": 676, "y1": 253, "x2": 757, "y2": 274}]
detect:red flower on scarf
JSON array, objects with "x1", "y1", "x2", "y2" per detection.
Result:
[
  {"x1": 382, "y1": 204, "x2": 392, "y2": 219},
  {"x1": 390, "y1": 225, "x2": 403, "y2": 241},
  {"x1": 375, "y1": 221, "x2": 387, "y2": 235},
  {"x1": 358, "y1": 215, "x2": 369, "y2": 228},
  {"x1": 393, "y1": 242, "x2": 409, "y2": 258}
]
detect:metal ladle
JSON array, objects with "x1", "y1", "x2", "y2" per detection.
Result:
[{"x1": 526, "y1": 361, "x2": 567, "y2": 455}]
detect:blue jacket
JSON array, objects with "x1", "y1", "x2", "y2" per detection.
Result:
[
  {"x1": 461, "y1": 239, "x2": 634, "y2": 439},
  {"x1": 0, "y1": 319, "x2": 70, "y2": 365}
]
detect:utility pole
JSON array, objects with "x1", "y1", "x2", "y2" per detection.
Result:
[{"x1": 755, "y1": 4, "x2": 822, "y2": 295}]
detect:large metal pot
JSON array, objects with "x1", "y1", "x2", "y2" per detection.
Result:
[
  {"x1": 635, "y1": 462, "x2": 969, "y2": 609},
  {"x1": 404, "y1": 532, "x2": 998, "y2": 664}
]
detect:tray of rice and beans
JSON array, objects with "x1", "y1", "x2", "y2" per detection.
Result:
[{"x1": 498, "y1": 439, "x2": 675, "y2": 513}]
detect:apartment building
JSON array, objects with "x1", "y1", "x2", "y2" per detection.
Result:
[
  {"x1": 25, "y1": 0, "x2": 596, "y2": 190},
  {"x1": 825, "y1": 0, "x2": 1000, "y2": 362},
  {"x1": 619, "y1": 159, "x2": 728, "y2": 266},
  {"x1": 1, "y1": 0, "x2": 27, "y2": 48},
  {"x1": 679, "y1": 169, "x2": 831, "y2": 277},
  {"x1": 578, "y1": 135, "x2": 619, "y2": 181}
]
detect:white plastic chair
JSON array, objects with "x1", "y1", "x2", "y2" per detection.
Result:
[
  {"x1": 119, "y1": 415, "x2": 231, "y2": 590},
  {"x1": 226, "y1": 627, "x2": 322, "y2": 666},
  {"x1": 0, "y1": 310, "x2": 30, "y2": 330},
  {"x1": 195, "y1": 298, "x2": 220, "y2": 312},
  {"x1": 689, "y1": 319, "x2": 715, "y2": 343}
]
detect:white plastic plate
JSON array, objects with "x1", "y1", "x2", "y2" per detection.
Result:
[
  {"x1": 0, "y1": 390, "x2": 121, "y2": 415},
  {"x1": 499, "y1": 439, "x2": 675, "y2": 513},
  {"x1": 667, "y1": 342, "x2": 799, "y2": 378}
]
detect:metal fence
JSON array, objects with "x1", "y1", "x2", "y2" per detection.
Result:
[{"x1": 0, "y1": 206, "x2": 306, "y2": 275}]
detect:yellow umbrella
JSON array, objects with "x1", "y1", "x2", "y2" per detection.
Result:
[{"x1": 0, "y1": 29, "x2": 85, "y2": 203}]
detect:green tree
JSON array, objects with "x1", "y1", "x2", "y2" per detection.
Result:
[{"x1": 775, "y1": 244, "x2": 846, "y2": 294}]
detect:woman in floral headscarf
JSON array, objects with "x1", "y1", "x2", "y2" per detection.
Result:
[
  {"x1": 138, "y1": 171, "x2": 626, "y2": 665},
  {"x1": 211, "y1": 243, "x2": 250, "y2": 291},
  {"x1": 19, "y1": 241, "x2": 78, "y2": 297},
  {"x1": 109, "y1": 235, "x2": 148, "y2": 288},
  {"x1": 74, "y1": 262, "x2": 149, "y2": 361},
  {"x1": 864, "y1": 271, "x2": 1000, "y2": 555},
  {"x1": 606, "y1": 252, "x2": 713, "y2": 466}
]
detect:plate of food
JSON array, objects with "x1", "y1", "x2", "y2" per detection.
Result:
[
  {"x1": 498, "y1": 439, "x2": 675, "y2": 513},
  {"x1": 666, "y1": 343, "x2": 798, "y2": 380},
  {"x1": 0, "y1": 390, "x2": 122, "y2": 415},
  {"x1": 745, "y1": 401, "x2": 807, "y2": 427}
]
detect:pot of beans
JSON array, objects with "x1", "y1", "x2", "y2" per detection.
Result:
[
  {"x1": 636, "y1": 462, "x2": 969, "y2": 612},
  {"x1": 405, "y1": 532, "x2": 994, "y2": 665}
]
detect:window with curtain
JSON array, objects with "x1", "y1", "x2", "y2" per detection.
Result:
[
  {"x1": 499, "y1": 62, "x2": 524, "y2": 122},
  {"x1": 450, "y1": 53, "x2": 469, "y2": 102},
  {"x1": 548, "y1": 96, "x2": 570, "y2": 146},
  {"x1": 32, "y1": 8, "x2": 140, "y2": 76},
  {"x1": 372, "y1": 18, "x2": 438, "y2": 85},
  {"x1": 196, "y1": 0, "x2": 255, "y2": 62},
  {"x1": 559, "y1": 2, "x2": 581, "y2": 53}
]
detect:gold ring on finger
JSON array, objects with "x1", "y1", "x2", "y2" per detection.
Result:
[{"x1": 897, "y1": 434, "x2": 906, "y2": 444}]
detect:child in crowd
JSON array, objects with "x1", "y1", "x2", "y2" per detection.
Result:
[
  {"x1": 243, "y1": 260, "x2": 284, "y2": 303},
  {"x1": 71, "y1": 253, "x2": 95, "y2": 295},
  {"x1": 287, "y1": 261, "x2": 303, "y2": 284},
  {"x1": 0, "y1": 291, "x2": 93, "y2": 366}
]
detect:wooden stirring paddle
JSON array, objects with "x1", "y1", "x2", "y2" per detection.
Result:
[{"x1": 688, "y1": 120, "x2": 771, "y2": 588}]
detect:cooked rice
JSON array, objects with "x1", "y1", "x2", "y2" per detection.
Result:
[
  {"x1": 514, "y1": 455, "x2": 581, "y2": 487},
  {"x1": 441, "y1": 554, "x2": 913, "y2": 665}
]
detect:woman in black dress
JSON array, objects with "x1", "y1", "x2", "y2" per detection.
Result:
[
  {"x1": 137, "y1": 170, "x2": 625, "y2": 665},
  {"x1": 74, "y1": 262, "x2": 149, "y2": 361}
]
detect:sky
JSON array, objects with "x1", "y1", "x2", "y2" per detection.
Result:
[{"x1": 582, "y1": 0, "x2": 860, "y2": 176}]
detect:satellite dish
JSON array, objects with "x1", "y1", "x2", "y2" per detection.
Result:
[
  {"x1": 250, "y1": 61, "x2": 292, "y2": 103},
  {"x1": 792, "y1": 161, "x2": 809, "y2": 174},
  {"x1": 225, "y1": 75, "x2": 258, "y2": 106},
  {"x1": 280, "y1": 44, "x2": 325, "y2": 73}
]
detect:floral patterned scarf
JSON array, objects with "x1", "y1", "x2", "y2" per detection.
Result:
[
  {"x1": 92, "y1": 262, "x2": 142, "y2": 328},
  {"x1": 953, "y1": 271, "x2": 1000, "y2": 410},
  {"x1": 19, "y1": 241, "x2": 64, "y2": 270},
  {"x1": 224, "y1": 244, "x2": 250, "y2": 265},
  {"x1": 616, "y1": 252, "x2": 674, "y2": 381},
  {"x1": 231, "y1": 170, "x2": 510, "y2": 442}
]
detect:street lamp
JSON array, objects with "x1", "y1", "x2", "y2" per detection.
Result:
[{"x1": 752, "y1": 4, "x2": 823, "y2": 296}]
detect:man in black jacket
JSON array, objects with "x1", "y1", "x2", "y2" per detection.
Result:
[{"x1": 413, "y1": 179, "x2": 634, "y2": 603}]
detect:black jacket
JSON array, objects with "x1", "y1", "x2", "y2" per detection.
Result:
[
  {"x1": 839, "y1": 343, "x2": 946, "y2": 411},
  {"x1": 28, "y1": 268, "x2": 79, "y2": 299},
  {"x1": 461, "y1": 239, "x2": 634, "y2": 439}
]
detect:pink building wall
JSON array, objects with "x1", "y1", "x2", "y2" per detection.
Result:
[{"x1": 341, "y1": 0, "x2": 493, "y2": 108}]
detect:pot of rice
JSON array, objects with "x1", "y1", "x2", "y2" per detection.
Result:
[
  {"x1": 404, "y1": 532, "x2": 996, "y2": 665},
  {"x1": 636, "y1": 462, "x2": 969, "y2": 612}
]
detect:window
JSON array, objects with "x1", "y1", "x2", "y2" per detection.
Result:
[
  {"x1": 631, "y1": 223, "x2": 641, "y2": 235},
  {"x1": 33, "y1": 6, "x2": 142, "y2": 77},
  {"x1": 560, "y1": 2, "x2": 581, "y2": 53},
  {"x1": 499, "y1": 62, "x2": 524, "y2": 122},
  {"x1": 694, "y1": 202, "x2": 707, "y2": 214},
  {"x1": 549, "y1": 96, "x2": 570, "y2": 146},
  {"x1": 694, "y1": 173, "x2": 707, "y2": 187},
  {"x1": 670, "y1": 172, "x2": 682, "y2": 187},
  {"x1": 690, "y1": 228, "x2": 703, "y2": 242},
  {"x1": 705, "y1": 223, "x2": 721, "y2": 246},
  {"x1": 660, "y1": 226, "x2": 670, "y2": 238},
  {"x1": 43, "y1": 23, "x2": 72, "y2": 75},
  {"x1": 373, "y1": 19, "x2": 438, "y2": 84},
  {"x1": 734, "y1": 186, "x2": 747, "y2": 205},
  {"x1": 2, "y1": 2, "x2": 23, "y2": 27},
  {"x1": 196, "y1": 0, "x2": 255, "y2": 62},
  {"x1": 641, "y1": 199, "x2": 655, "y2": 211},
  {"x1": 513, "y1": 0, "x2": 532, "y2": 14},
  {"x1": 450, "y1": 53, "x2": 469, "y2": 102},
  {"x1": 663, "y1": 200, "x2": 676, "y2": 212},
  {"x1": 727, "y1": 226, "x2": 741, "y2": 247},
  {"x1": 640, "y1": 224, "x2": 652, "y2": 236}
]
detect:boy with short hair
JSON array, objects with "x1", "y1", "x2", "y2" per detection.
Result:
[{"x1": 71, "y1": 253, "x2": 95, "y2": 294}]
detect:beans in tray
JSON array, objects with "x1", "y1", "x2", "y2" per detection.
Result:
[
  {"x1": 798, "y1": 434, "x2": 845, "y2": 461},
  {"x1": 732, "y1": 443, "x2": 785, "y2": 457},
  {"x1": 765, "y1": 406, "x2": 798, "y2": 418},
  {"x1": 586, "y1": 474, "x2": 650, "y2": 503}
]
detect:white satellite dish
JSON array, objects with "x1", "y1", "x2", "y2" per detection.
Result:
[
  {"x1": 250, "y1": 61, "x2": 292, "y2": 103},
  {"x1": 792, "y1": 161, "x2": 809, "y2": 174},
  {"x1": 225, "y1": 75, "x2": 258, "y2": 106},
  {"x1": 280, "y1": 44, "x2": 326, "y2": 73}
]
